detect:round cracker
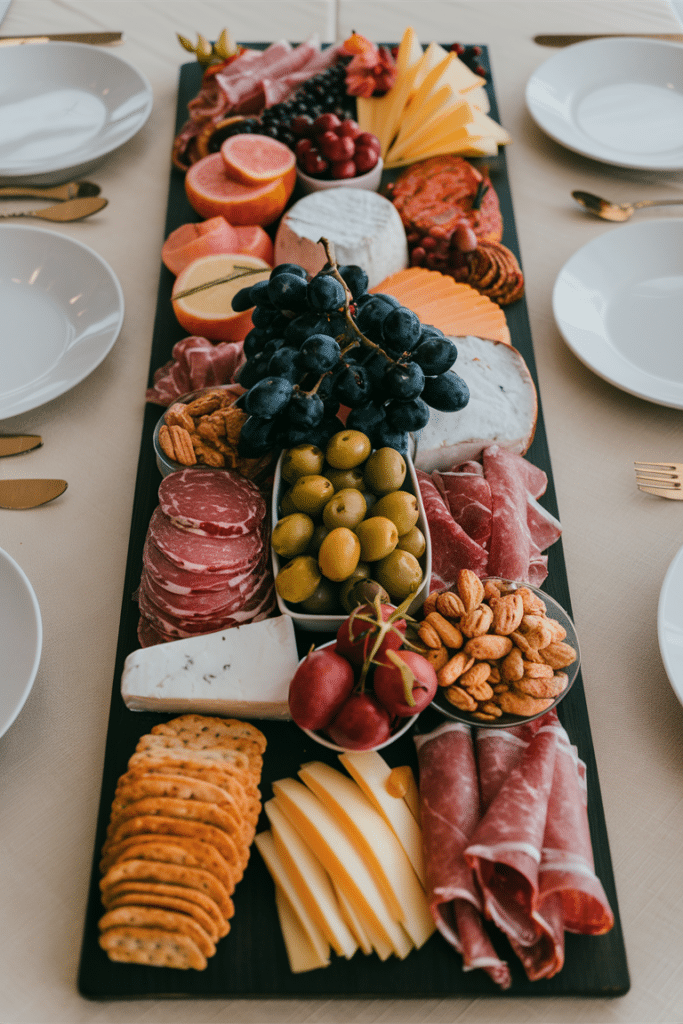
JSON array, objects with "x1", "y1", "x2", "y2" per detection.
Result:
[
  {"x1": 101, "y1": 880, "x2": 229, "y2": 937},
  {"x1": 98, "y1": 905, "x2": 216, "y2": 958},
  {"x1": 98, "y1": 924, "x2": 207, "y2": 970},
  {"x1": 104, "y1": 814, "x2": 245, "y2": 876},
  {"x1": 113, "y1": 773, "x2": 248, "y2": 819},
  {"x1": 151, "y1": 715, "x2": 267, "y2": 754},
  {"x1": 99, "y1": 837, "x2": 235, "y2": 894},
  {"x1": 104, "y1": 890, "x2": 220, "y2": 942},
  {"x1": 106, "y1": 795, "x2": 244, "y2": 844},
  {"x1": 99, "y1": 858, "x2": 235, "y2": 920}
]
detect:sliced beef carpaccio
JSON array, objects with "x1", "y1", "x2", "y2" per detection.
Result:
[
  {"x1": 147, "y1": 506, "x2": 263, "y2": 573},
  {"x1": 158, "y1": 467, "x2": 266, "y2": 537}
]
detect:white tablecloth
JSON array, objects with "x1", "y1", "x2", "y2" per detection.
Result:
[{"x1": 2, "y1": 2, "x2": 683, "y2": 1021}]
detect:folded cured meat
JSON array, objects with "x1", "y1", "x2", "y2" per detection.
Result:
[
  {"x1": 415, "y1": 722, "x2": 512, "y2": 989},
  {"x1": 146, "y1": 337, "x2": 244, "y2": 408},
  {"x1": 417, "y1": 444, "x2": 561, "y2": 589}
]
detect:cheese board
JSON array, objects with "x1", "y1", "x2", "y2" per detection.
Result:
[{"x1": 77, "y1": 44, "x2": 629, "y2": 999}]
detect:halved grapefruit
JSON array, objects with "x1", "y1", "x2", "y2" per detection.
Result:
[
  {"x1": 171, "y1": 253, "x2": 272, "y2": 342},
  {"x1": 161, "y1": 217, "x2": 239, "y2": 276},
  {"x1": 185, "y1": 152, "x2": 296, "y2": 225},
  {"x1": 220, "y1": 133, "x2": 296, "y2": 185}
]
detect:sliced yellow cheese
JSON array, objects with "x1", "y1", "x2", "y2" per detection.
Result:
[
  {"x1": 406, "y1": 41, "x2": 449, "y2": 101},
  {"x1": 329, "y1": 877, "x2": 373, "y2": 956},
  {"x1": 386, "y1": 94, "x2": 474, "y2": 163},
  {"x1": 355, "y1": 95, "x2": 377, "y2": 138},
  {"x1": 386, "y1": 132, "x2": 499, "y2": 168},
  {"x1": 338, "y1": 751, "x2": 426, "y2": 886},
  {"x1": 468, "y1": 84, "x2": 490, "y2": 113},
  {"x1": 386, "y1": 764, "x2": 421, "y2": 823},
  {"x1": 271, "y1": 776, "x2": 413, "y2": 958},
  {"x1": 332, "y1": 879, "x2": 402, "y2": 962},
  {"x1": 374, "y1": 27, "x2": 426, "y2": 156},
  {"x1": 298, "y1": 761, "x2": 434, "y2": 949},
  {"x1": 255, "y1": 830, "x2": 331, "y2": 967},
  {"x1": 274, "y1": 885, "x2": 330, "y2": 973},
  {"x1": 265, "y1": 798, "x2": 357, "y2": 960}
]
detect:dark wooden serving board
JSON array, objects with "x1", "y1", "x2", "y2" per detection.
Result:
[{"x1": 77, "y1": 46, "x2": 630, "y2": 1000}]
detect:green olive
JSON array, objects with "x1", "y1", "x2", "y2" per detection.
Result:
[
  {"x1": 354, "y1": 516, "x2": 399, "y2": 562},
  {"x1": 325, "y1": 430, "x2": 372, "y2": 470},
  {"x1": 363, "y1": 447, "x2": 406, "y2": 495},
  {"x1": 340, "y1": 577, "x2": 390, "y2": 613},
  {"x1": 279, "y1": 488, "x2": 298, "y2": 516},
  {"x1": 281, "y1": 444, "x2": 325, "y2": 484},
  {"x1": 396, "y1": 524, "x2": 426, "y2": 559},
  {"x1": 300, "y1": 578, "x2": 341, "y2": 615},
  {"x1": 322, "y1": 488, "x2": 367, "y2": 530},
  {"x1": 323, "y1": 464, "x2": 365, "y2": 492},
  {"x1": 371, "y1": 490, "x2": 420, "y2": 536},
  {"x1": 271, "y1": 513, "x2": 315, "y2": 558},
  {"x1": 275, "y1": 555, "x2": 321, "y2": 604},
  {"x1": 374, "y1": 549, "x2": 423, "y2": 601},
  {"x1": 317, "y1": 527, "x2": 361, "y2": 582},
  {"x1": 307, "y1": 523, "x2": 330, "y2": 556},
  {"x1": 289, "y1": 474, "x2": 335, "y2": 517}
]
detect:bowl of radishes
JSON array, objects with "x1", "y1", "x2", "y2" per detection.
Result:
[
  {"x1": 291, "y1": 113, "x2": 383, "y2": 194},
  {"x1": 288, "y1": 597, "x2": 437, "y2": 751}
]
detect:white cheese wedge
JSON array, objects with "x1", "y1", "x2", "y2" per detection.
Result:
[
  {"x1": 120, "y1": 615, "x2": 298, "y2": 718},
  {"x1": 254, "y1": 830, "x2": 331, "y2": 967},
  {"x1": 265, "y1": 798, "x2": 358, "y2": 959},
  {"x1": 338, "y1": 751, "x2": 426, "y2": 886},
  {"x1": 298, "y1": 761, "x2": 435, "y2": 949},
  {"x1": 413, "y1": 335, "x2": 538, "y2": 472},
  {"x1": 271, "y1": 776, "x2": 413, "y2": 958},
  {"x1": 274, "y1": 189, "x2": 408, "y2": 289},
  {"x1": 274, "y1": 885, "x2": 330, "y2": 973}
]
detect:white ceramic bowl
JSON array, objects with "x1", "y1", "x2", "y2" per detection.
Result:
[
  {"x1": 271, "y1": 444, "x2": 431, "y2": 633},
  {"x1": 296, "y1": 157, "x2": 383, "y2": 195},
  {"x1": 430, "y1": 579, "x2": 581, "y2": 728},
  {"x1": 295, "y1": 640, "x2": 420, "y2": 752}
]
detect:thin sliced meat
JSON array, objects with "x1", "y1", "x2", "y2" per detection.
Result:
[
  {"x1": 145, "y1": 338, "x2": 244, "y2": 407},
  {"x1": 158, "y1": 468, "x2": 266, "y2": 537},
  {"x1": 415, "y1": 722, "x2": 511, "y2": 990},
  {"x1": 417, "y1": 469, "x2": 488, "y2": 586},
  {"x1": 436, "y1": 469, "x2": 492, "y2": 548},
  {"x1": 137, "y1": 569, "x2": 274, "y2": 635},
  {"x1": 148, "y1": 507, "x2": 263, "y2": 573},
  {"x1": 138, "y1": 561, "x2": 268, "y2": 620},
  {"x1": 142, "y1": 536, "x2": 256, "y2": 595},
  {"x1": 483, "y1": 445, "x2": 549, "y2": 583}
]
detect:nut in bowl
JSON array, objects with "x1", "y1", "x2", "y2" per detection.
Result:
[
  {"x1": 271, "y1": 431, "x2": 431, "y2": 633},
  {"x1": 423, "y1": 574, "x2": 581, "y2": 728}
]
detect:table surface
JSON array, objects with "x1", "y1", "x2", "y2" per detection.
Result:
[{"x1": 2, "y1": 2, "x2": 683, "y2": 1022}]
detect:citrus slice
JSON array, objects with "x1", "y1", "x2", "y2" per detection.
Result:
[
  {"x1": 185, "y1": 152, "x2": 296, "y2": 226},
  {"x1": 171, "y1": 253, "x2": 272, "y2": 342},
  {"x1": 161, "y1": 216, "x2": 239, "y2": 276},
  {"x1": 233, "y1": 224, "x2": 274, "y2": 264},
  {"x1": 220, "y1": 133, "x2": 296, "y2": 185}
]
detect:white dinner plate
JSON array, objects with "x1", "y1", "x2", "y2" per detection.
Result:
[
  {"x1": 0, "y1": 225, "x2": 124, "y2": 419},
  {"x1": 658, "y1": 545, "x2": 683, "y2": 710},
  {"x1": 0, "y1": 548, "x2": 42, "y2": 740},
  {"x1": 552, "y1": 219, "x2": 683, "y2": 408},
  {"x1": 0, "y1": 42, "x2": 153, "y2": 184},
  {"x1": 526, "y1": 37, "x2": 683, "y2": 170}
]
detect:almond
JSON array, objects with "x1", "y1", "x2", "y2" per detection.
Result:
[
  {"x1": 464, "y1": 634, "x2": 513, "y2": 660},
  {"x1": 457, "y1": 569, "x2": 484, "y2": 612},
  {"x1": 540, "y1": 641, "x2": 577, "y2": 670}
]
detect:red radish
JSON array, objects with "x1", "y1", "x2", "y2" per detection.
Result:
[
  {"x1": 326, "y1": 692, "x2": 392, "y2": 750},
  {"x1": 373, "y1": 649, "x2": 438, "y2": 717},
  {"x1": 288, "y1": 644, "x2": 356, "y2": 730}
]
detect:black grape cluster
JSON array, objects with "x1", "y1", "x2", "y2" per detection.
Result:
[{"x1": 231, "y1": 258, "x2": 470, "y2": 459}]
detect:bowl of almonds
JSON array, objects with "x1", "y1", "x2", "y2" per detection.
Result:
[{"x1": 416, "y1": 571, "x2": 580, "y2": 727}]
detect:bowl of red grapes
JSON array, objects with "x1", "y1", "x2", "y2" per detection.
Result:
[{"x1": 292, "y1": 113, "x2": 383, "y2": 193}]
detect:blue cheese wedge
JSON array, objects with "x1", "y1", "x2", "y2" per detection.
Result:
[{"x1": 121, "y1": 616, "x2": 298, "y2": 718}]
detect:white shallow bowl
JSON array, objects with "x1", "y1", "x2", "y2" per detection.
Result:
[
  {"x1": 0, "y1": 548, "x2": 42, "y2": 740},
  {"x1": 271, "y1": 445, "x2": 431, "y2": 633},
  {"x1": 526, "y1": 37, "x2": 683, "y2": 170},
  {"x1": 0, "y1": 42, "x2": 153, "y2": 184},
  {"x1": 552, "y1": 218, "x2": 683, "y2": 409},
  {"x1": 296, "y1": 157, "x2": 383, "y2": 195},
  {"x1": 658, "y1": 545, "x2": 683, "y2": 710},
  {"x1": 295, "y1": 640, "x2": 420, "y2": 752},
  {"x1": 0, "y1": 225, "x2": 124, "y2": 420}
]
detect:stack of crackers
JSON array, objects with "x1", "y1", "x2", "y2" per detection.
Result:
[
  {"x1": 97, "y1": 714, "x2": 266, "y2": 970},
  {"x1": 456, "y1": 240, "x2": 525, "y2": 306}
]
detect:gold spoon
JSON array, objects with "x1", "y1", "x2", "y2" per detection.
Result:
[{"x1": 572, "y1": 190, "x2": 683, "y2": 222}]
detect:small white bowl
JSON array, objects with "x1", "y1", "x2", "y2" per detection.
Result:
[
  {"x1": 271, "y1": 445, "x2": 431, "y2": 633},
  {"x1": 296, "y1": 157, "x2": 383, "y2": 195}
]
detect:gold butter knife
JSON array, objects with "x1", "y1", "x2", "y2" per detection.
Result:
[
  {"x1": 0, "y1": 196, "x2": 107, "y2": 222},
  {"x1": 0, "y1": 479, "x2": 67, "y2": 509},
  {"x1": 0, "y1": 435, "x2": 42, "y2": 457},
  {"x1": 534, "y1": 33, "x2": 683, "y2": 46},
  {"x1": 0, "y1": 31, "x2": 123, "y2": 46}
]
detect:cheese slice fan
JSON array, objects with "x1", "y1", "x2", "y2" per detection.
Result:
[
  {"x1": 0, "y1": 479, "x2": 67, "y2": 509},
  {"x1": 0, "y1": 435, "x2": 42, "y2": 457}
]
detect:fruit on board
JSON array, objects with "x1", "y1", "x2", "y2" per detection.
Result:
[
  {"x1": 185, "y1": 151, "x2": 296, "y2": 224},
  {"x1": 161, "y1": 216, "x2": 239, "y2": 275},
  {"x1": 326, "y1": 692, "x2": 392, "y2": 750},
  {"x1": 292, "y1": 114, "x2": 381, "y2": 181},
  {"x1": 232, "y1": 224, "x2": 274, "y2": 264},
  {"x1": 372, "y1": 649, "x2": 438, "y2": 717},
  {"x1": 288, "y1": 644, "x2": 356, "y2": 730},
  {"x1": 171, "y1": 252, "x2": 271, "y2": 342},
  {"x1": 220, "y1": 133, "x2": 296, "y2": 185},
  {"x1": 335, "y1": 602, "x2": 406, "y2": 667}
]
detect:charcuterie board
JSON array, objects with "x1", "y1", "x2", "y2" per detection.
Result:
[{"x1": 77, "y1": 46, "x2": 630, "y2": 1000}]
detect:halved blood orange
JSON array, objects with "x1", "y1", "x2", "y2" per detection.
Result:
[
  {"x1": 185, "y1": 152, "x2": 296, "y2": 226},
  {"x1": 220, "y1": 133, "x2": 296, "y2": 185},
  {"x1": 171, "y1": 253, "x2": 272, "y2": 342},
  {"x1": 233, "y1": 224, "x2": 274, "y2": 264},
  {"x1": 161, "y1": 216, "x2": 239, "y2": 276}
]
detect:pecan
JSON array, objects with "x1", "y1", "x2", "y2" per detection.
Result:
[
  {"x1": 483, "y1": 580, "x2": 502, "y2": 603},
  {"x1": 540, "y1": 641, "x2": 577, "y2": 670},
  {"x1": 545, "y1": 618, "x2": 568, "y2": 643},
  {"x1": 444, "y1": 685, "x2": 478, "y2": 712},
  {"x1": 417, "y1": 622, "x2": 443, "y2": 649},
  {"x1": 185, "y1": 392, "x2": 223, "y2": 417},
  {"x1": 519, "y1": 614, "x2": 554, "y2": 649},
  {"x1": 422, "y1": 646, "x2": 450, "y2": 672},
  {"x1": 424, "y1": 611, "x2": 463, "y2": 648},
  {"x1": 437, "y1": 651, "x2": 474, "y2": 687},
  {"x1": 501, "y1": 645, "x2": 524, "y2": 681},
  {"x1": 521, "y1": 660, "x2": 554, "y2": 679},
  {"x1": 460, "y1": 663, "x2": 493, "y2": 702},
  {"x1": 480, "y1": 701, "x2": 503, "y2": 718},
  {"x1": 164, "y1": 403, "x2": 195, "y2": 432},
  {"x1": 511, "y1": 628, "x2": 546, "y2": 658},
  {"x1": 460, "y1": 604, "x2": 494, "y2": 638},
  {"x1": 421, "y1": 592, "x2": 440, "y2": 617},
  {"x1": 436, "y1": 591, "x2": 466, "y2": 619},
  {"x1": 464, "y1": 634, "x2": 513, "y2": 660},
  {"x1": 516, "y1": 586, "x2": 547, "y2": 615},
  {"x1": 515, "y1": 672, "x2": 568, "y2": 699},
  {"x1": 496, "y1": 689, "x2": 554, "y2": 717},
  {"x1": 491, "y1": 593, "x2": 524, "y2": 635},
  {"x1": 456, "y1": 569, "x2": 484, "y2": 612},
  {"x1": 158, "y1": 424, "x2": 196, "y2": 466}
]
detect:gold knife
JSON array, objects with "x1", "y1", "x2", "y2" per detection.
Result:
[
  {"x1": 0, "y1": 196, "x2": 108, "y2": 222},
  {"x1": 534, "y1": 33, "x2": 683, "y2": 46},
  {"x1": 0, "y1": 435, "x2": 42, "y2": 457},
  {"x1": 0, "y1": 479, "x2": 67, "y2": 509},
  {"x1": 0, "y1": 31, "x2": 123, "y2": 46}
]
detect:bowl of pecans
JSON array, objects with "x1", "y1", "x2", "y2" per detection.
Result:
[
  {"x1": 153, "y1": 384, "x2": 275, "y2": 481},
  {"x1": 417, "y1": 572, "x2": 581, "y2": 727}
]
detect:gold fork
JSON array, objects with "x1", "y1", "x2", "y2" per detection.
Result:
[{"x1": 634, "y1": 461, "x2": 683, "y2": 499}]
